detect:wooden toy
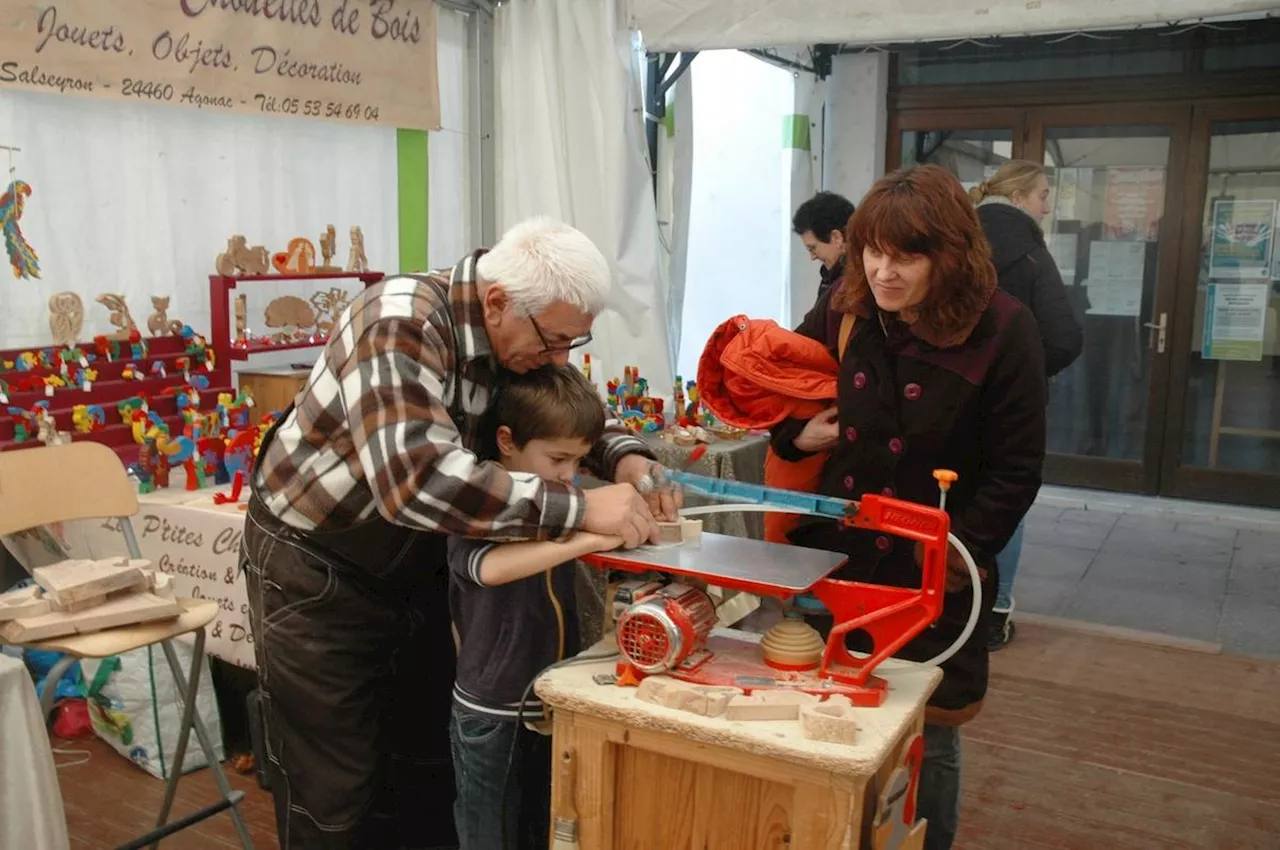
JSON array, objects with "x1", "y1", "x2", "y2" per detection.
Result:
[
  {"x1": 272, "y1": 237, "x2": 317, "y2": 274},
  {"x1": 309, "y1": 287, "x2": 351, "y2": 337},
  {"x1": 346, "y1": 225, "x2": 369, "y2": 272},
  {"x1": 48, "y1": 292, "x2": 85, "y2": 347},
  {"x1": 95, "y1": 293, "x2": 138, "y2": 340},
  {"x1": 318, "y1": 224, "x2": 339, "y2": 271},
  {"x1": 146, "y1": 296, "x2": 185, "y2": 336},
  {"x1": 263, "y1": 295, "x2": 317, "y2": 342},
  {"x1": 1, "y1": 176, "x2": 39, "y2": 280},
  {"x1": 215, "y1": 235, "x2": 271, "y2": 277},
  {"x1": 234, "y1": 294, "x2": 248, "y2": 343}
]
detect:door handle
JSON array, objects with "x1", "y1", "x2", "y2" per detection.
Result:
[{"x1": 1143, "y1": 312, "x2": 1168, "y2": 354}]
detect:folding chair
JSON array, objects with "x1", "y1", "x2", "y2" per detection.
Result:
[{"x1": 0, "y1": 442, "x2": 254, "y2": 850}]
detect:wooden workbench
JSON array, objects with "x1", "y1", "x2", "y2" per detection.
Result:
[{"x1": 536, "y1": 638, "x2": 942, "y2": 850}]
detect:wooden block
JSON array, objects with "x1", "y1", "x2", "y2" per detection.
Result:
[
  {"x1": 149, "y1": 571, "x2": 175, "y2": 599},
  {"x1": 50, "y1": 593, "x2": 107, "y2": 614},
  {"x1": 800, "y1": 697, "x2": 859, "y2": 746},
  {"x1": 0, "y1": 585, "x2": 51, "y2": 621},
  {"x1": 680, "y1": 519, "x2": 702, "y2": 542},
  {"x1": 724, "y1": 690, "x2": 819, "y2": 722},
  {"x1": 0, "y1": 592, "x2": 182, "y2": 643},
  {"x1": 32, "y1": 558, "x2": 150, "y2": 606},
  {"x1": 655, "y1": 522, "x2": 684, "y2": 545},
  {"x1": 635, "y1": 676, "x2": 739, "y2": 717}
]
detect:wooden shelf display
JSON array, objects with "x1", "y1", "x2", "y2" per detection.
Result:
[{"x1": 208, "y1": 271, "x2": 383, "y2": 367}]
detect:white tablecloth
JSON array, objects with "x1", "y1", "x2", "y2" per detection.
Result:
[{"x1": 0, "y1": 653, "x2": 69, "y2": 850}]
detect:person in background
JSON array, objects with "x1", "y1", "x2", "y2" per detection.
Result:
[
  {"x1": 241, "y1": 217, "x2": 677, "y2": 849},
  {"x1": 448, "y1": 365, "x2": 623, "y2": 850},
  {"x1": 970, "y1": 160, "x2": 1083, "y2": 650},
  {"x1": 793, "y1": 191, "x2": 856, "y2": 306},
  {"x1": 772, "y1": 164, "x2": 1047, "y2": 850}
]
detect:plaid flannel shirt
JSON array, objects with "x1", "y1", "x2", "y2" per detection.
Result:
[{"x1": 253, "y1": 251, "x2": 653, "y2": 539}]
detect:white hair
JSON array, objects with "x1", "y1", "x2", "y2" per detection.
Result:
[{"x1": 475, "y1": 216, "x2": 611, "y2": 315}]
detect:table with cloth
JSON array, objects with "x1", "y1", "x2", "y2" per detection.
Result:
[{"x1": 0, "y1": 652, "x2": 71, "y2": 850}]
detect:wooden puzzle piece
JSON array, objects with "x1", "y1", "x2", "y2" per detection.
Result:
[
  {"x1": 800, "y1": 695, "x2": 859, "y2": 745},
  {"x1": 724, "y1": 690, "x2": 819, "y2": 721},
  {"x1": 635, "y1": 676, "x2": 739, "y2": 718}
]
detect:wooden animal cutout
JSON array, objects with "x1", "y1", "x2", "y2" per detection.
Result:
[
  {"x1": 48, "y1": 291, "x2": 84, "y2": 347},
  {"x1": 319, "y1": 225, "x2": 339, "y2": 271},
  {"x1": 272, "y1": 237, "x2": 317, "y2": 274},
  {"x1": 95, "y1": 293, "x2": 138, "y2": 340},
  {"x1": 346, "y1": 225, "x2": 369, "y2": 273},
  {"x1": 146, "y1": 296, "x2": 185, "y2": 336},
  {"x1": 263, "y1": 295, "x2": 317, "y2": 341},
  {"x1": 215, "y1": 235, "x2": 271, "y2": 277}
]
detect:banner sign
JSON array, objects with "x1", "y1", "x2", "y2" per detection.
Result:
[{"x1": 0, "y1": 0, "x2": 440, "y2": 130}]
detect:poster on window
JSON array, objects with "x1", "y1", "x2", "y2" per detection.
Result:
[
  {"x1": 1103, "y1": 168, "x2": 1165, "y2": 242},
  {"x1": 1210, "y1": 199, "x2": 1276, "y2": 280},
  {"x1": 1202, "y1": 282, "x2": 1269, "y2": 361},
  {"x1": 1083, "y1": 240, "x2": 1145, "y2": 317}
]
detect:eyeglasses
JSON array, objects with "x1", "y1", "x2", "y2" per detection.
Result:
[{"x1": 529, "y1": 315, "x2": 593, "y2": 354}]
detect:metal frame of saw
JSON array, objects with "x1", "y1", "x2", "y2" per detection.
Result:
[{"x1": 583, "y1": 493, "x2": 950, "y2": 703}]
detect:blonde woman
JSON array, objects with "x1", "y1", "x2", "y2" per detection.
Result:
[{"x1": 971, "y1": 161, "x2": 1082, "y2": 651}]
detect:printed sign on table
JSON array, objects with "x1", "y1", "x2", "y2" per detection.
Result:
[
  {"x1": 2, "y1": 494, "x2": 255, "y2": 670},
  {"x1": 0, "y1": 0, "x2": 440, "y2": 129}
]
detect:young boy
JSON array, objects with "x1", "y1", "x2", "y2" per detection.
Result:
[{"x1": 448, "y1": 364, "x2": 622, "y2": 850}]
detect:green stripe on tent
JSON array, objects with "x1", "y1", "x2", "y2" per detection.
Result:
[
  {"x1": 396, "y1": 129, "x2": 429, "y2": 273},
  {"x1": 782, "y1": 114, "x2": 811, "y2": 152}
]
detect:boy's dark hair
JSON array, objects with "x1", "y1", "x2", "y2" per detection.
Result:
[
  {"x1": 792, "y1": 191, "x2": 856, "y2": 242},
  {"x1": 491, "y1": 365, "x2": 605, "y2": 451}
]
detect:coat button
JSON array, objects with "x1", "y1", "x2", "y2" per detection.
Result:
[
  {"x1": 881, "y1": 486, "x2": 894, "y2": 497},
  {"x1": 843, "y1": 475, "x2": 855, "y2": 491},
  {"x1": 853, "y1": 372, "x2": 867, "y2": 389},
  {"x1": 845, "y1": 426, "x2": 857, "y2": 442},
  {"x1": 875, "y1": 535, "x2": 892, "y2": 552},
  {"x1": 904, "y1": 382, "x2": 922, "y2": 401},
  {"x1": 889, "y1": 437, "x2": 904, "y2": 454}
]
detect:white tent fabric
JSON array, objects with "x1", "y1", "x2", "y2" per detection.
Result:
[
  {"x1": 656, "y1": 75, "x2": 694, "y2": 374},
  {"x1": 494, "y1": 0, "x2": 673, "y2": 390},
  {"x1": 626, "y1": 0, "x2": 1280, "y2": 51},
  {"x1": 786, "y1": 67, "x2": 827, "y2": 326}
]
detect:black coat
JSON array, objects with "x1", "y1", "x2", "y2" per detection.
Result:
[
  {"x1": 977, "y1": 202, "x2": 1083, "y2": 378},
  {"x1": 773, "y1": 286, "x2": 1047, "y2": 712}
]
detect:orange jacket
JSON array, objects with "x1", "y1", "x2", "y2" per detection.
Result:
[{"x1": 697, "y1": 315, "x2": 839, "y2": 543}]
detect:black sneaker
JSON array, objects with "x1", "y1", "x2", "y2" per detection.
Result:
[{"x1": 987, "y1": 610, "x2": 1015, "y2": 652}]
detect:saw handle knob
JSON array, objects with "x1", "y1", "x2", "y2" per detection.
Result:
[{"x1": 932, "y1": 469, "x2": 958, "y2": 510}]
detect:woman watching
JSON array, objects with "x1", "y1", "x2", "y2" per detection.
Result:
[
  {"x1": 771, "y1": 164, "x2": 1047, "y2": 850},
  {"x1": 971, "y1": 160, "x2": 1083, "y2": 650}
]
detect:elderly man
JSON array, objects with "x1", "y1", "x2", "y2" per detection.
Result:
[{"x1": 242, "y1": 217, "x2": 671, "y2": 849}]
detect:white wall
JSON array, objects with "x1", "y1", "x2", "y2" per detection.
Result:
[
  {"x1": 430, "y1": 6, "x2": 475, "y2": 268},
  {"x1": 822, "y1": 53, "x2": 889, "y2": 205},
  {"x1": 677, "y1": 51, "x2": 794, "y2": 382}
]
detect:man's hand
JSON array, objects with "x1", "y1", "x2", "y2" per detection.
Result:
[
  {"x1": 914, "y1": 540, "x2": 986, "y2": 593},
  {"x1": 613, "y1": 454, "x2": 684, "y2": 522},
  {"x1": 582, "y1": 482, "x2": 657, "y2": 549}
]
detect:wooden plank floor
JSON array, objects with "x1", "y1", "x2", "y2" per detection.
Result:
[{"x1": 54, "y1": 622, "x2": 1280, "y2": 849}]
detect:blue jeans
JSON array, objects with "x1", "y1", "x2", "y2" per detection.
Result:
[
  {"x1": 994, "y1": 518, "x2": 1026, "y2": 612},
  {"x1": 918, "y1": 724, "x2": 962, "y2": 850},
  {"x1": 449, "y1": 704, "x2": 551, "y2": 850}
]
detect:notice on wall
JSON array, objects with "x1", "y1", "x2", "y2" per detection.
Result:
[
  {"x1": 1202, "y1": 282, "x2": 1269, "y2": 361},
  {"x1": 1209, "y1": 199, "x2": 1276, "y2": 280},
  {"x1": 1104, "y1": 167, "x2": 1165, "y2": 242},
  {"x1": 0, "y1": 0, "x2": 440, "y2": 130},
  {"x1": 2, "y1": 495, "x2": 256, "y2": 670},
  {"x1": 1083, "y1": 240, "x2": 1145, "y2": 317}
]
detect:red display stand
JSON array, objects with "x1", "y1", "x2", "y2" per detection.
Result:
[
  {"x1": 208, "y1": 271, "x2": 384, "y2": 367},
  {"x1": 0, "y1": 334, "x2": 232, "y2": 464}
]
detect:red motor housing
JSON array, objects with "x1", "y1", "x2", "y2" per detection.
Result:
[{"x1": 615, "y1": 583, "x2": 717, "y2": 674}]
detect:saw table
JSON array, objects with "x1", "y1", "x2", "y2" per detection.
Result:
[{"x1": 536, "y1": 637, "x2": 939, "y2": 850}]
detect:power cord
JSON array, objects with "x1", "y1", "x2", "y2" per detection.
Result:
[{"x1": 499, "y1": 648, "x2": 619, "y2": 850}]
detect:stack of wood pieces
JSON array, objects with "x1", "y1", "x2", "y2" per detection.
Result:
[
  {"x1": 634, "y1": 674, "x2": 859, "y2": 745},
  {"x1": 0, "y1": 558, "x2": 180, "y2": 642}
]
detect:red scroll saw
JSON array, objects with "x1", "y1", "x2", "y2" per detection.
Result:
[{"x1": 582, "y1": 469, "x2": 959, "y2": 707}]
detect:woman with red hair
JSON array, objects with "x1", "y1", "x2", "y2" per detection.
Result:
[{"x1": 771, "y1": 164, "x2": 1047, "y2": 849}]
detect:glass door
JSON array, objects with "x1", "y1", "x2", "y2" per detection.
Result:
[
  {"x1": 1033, "y1": 106, "x2": 1193, "y2": 492},
  {"x1": 892, "y1": 108, "x2": 1024, "y2": 185},
  {"x1": 1162, "y1": 104, "x2": 1280, "y2": 508}
]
